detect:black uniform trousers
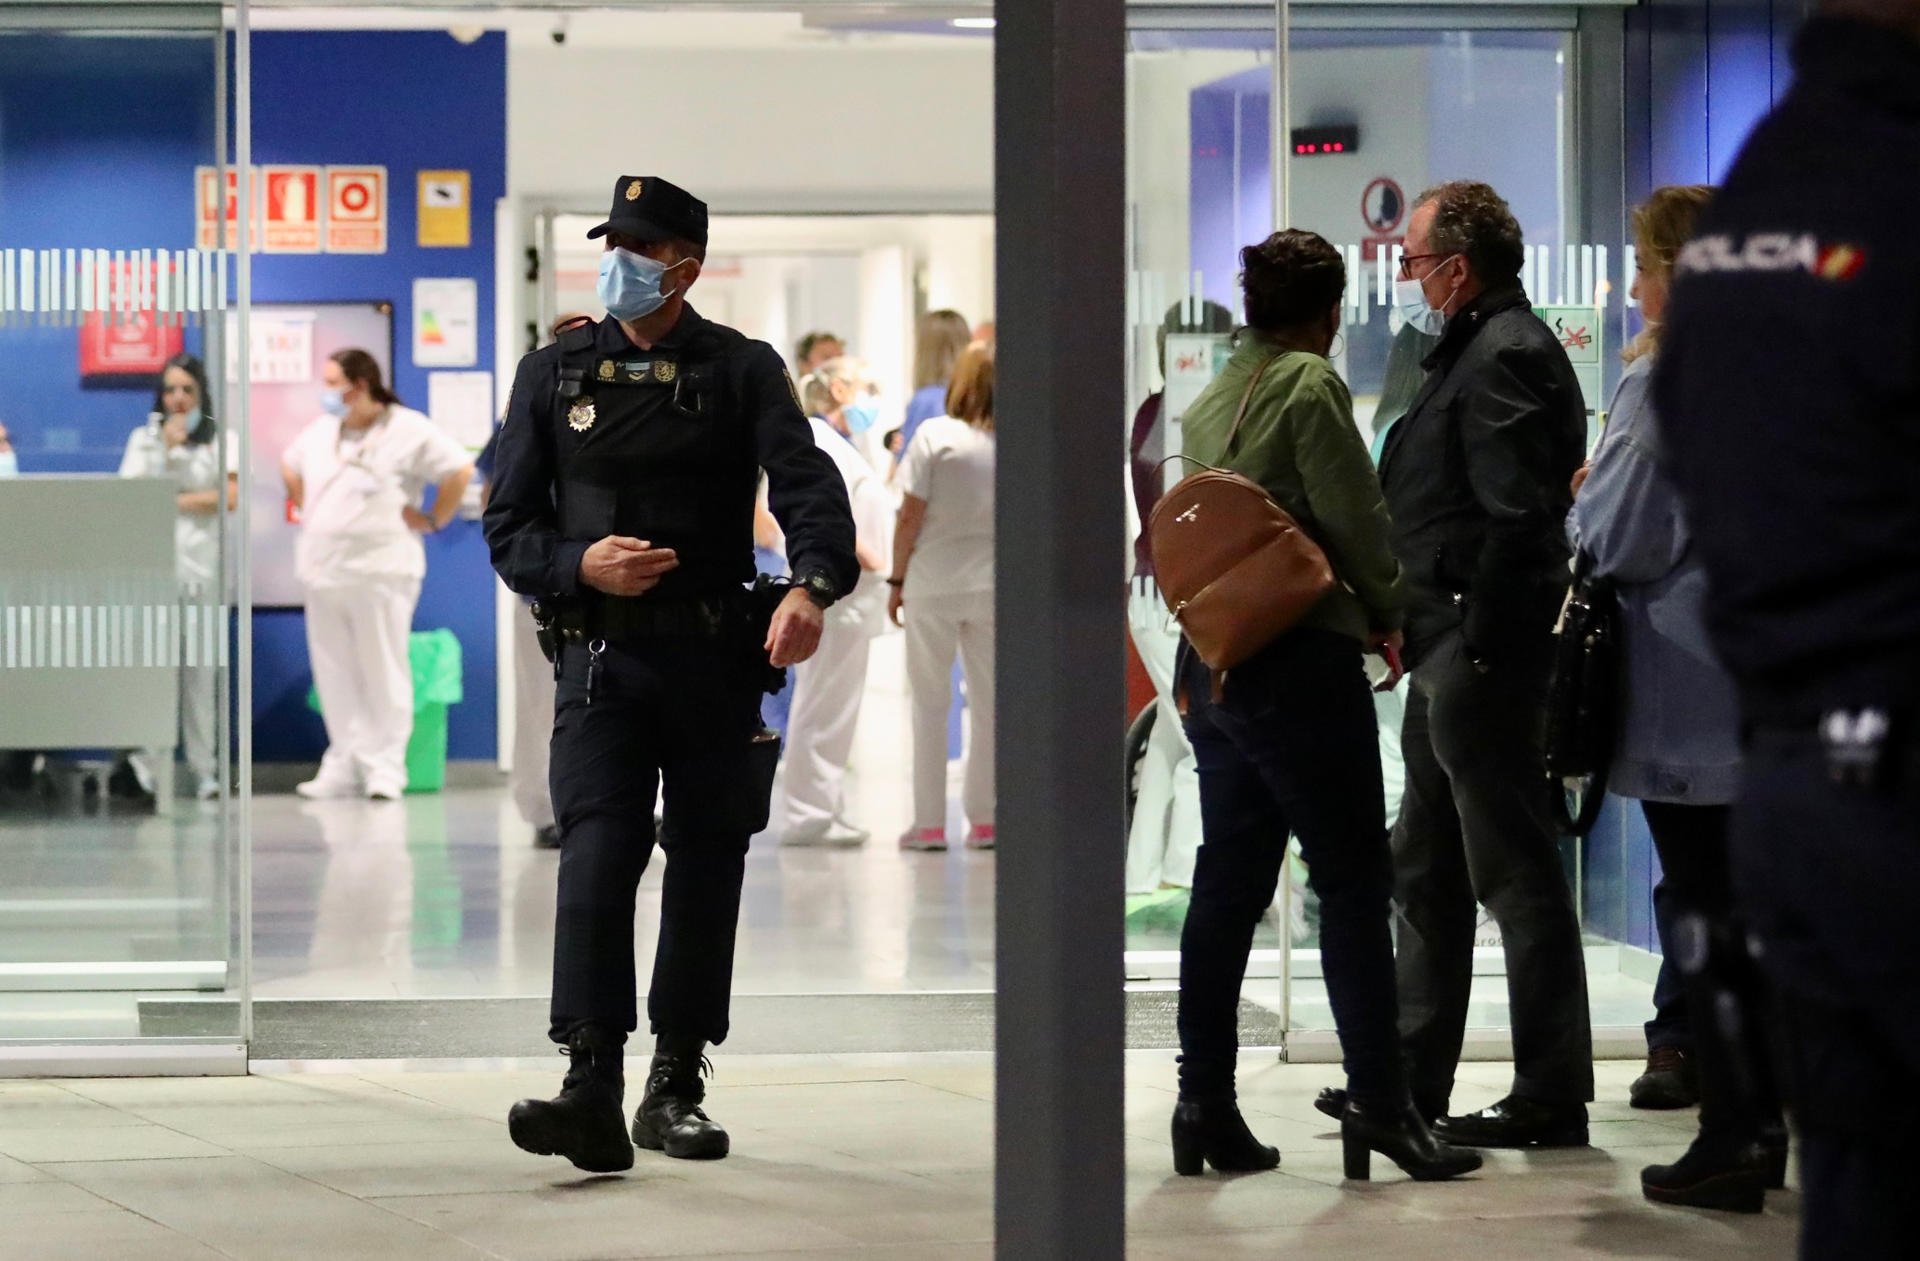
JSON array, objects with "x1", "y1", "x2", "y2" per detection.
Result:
[
  {"x1": 1176, "y1": 629, "x2": 1408, "y2": 1109},
  {"x1": 1392, "y1": 629, "x2": 1595, "y2": 1110},
  {"x1": 1638, "y1": 801, "x2": 1779, "y2": 1149},
  {"x1": 1736, "y1": 732, "x2": 1920, "y2": 1260},
  {"x1": 546, "y1": 631, "x2": 764, "y2": 1047}
]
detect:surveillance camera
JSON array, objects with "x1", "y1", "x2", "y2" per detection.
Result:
[{"x1": 550, "y1": 16, "x2": 568, "y2": 45}]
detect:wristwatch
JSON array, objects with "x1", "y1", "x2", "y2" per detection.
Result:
[{"x1": 796, "y1": 570, "x2": 839, "y2": 610}]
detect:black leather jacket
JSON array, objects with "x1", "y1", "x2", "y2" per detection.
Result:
[{"x1": 1379, "y1": 284, "x2": 1586, "y2": 667}]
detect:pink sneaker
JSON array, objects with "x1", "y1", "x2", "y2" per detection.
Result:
[
  {"x1": 899, "y1": 826, "x2": 948, "y2": 852},
  {"x1": 966, "y1": 824, "x2": 996, "y2": 850}
]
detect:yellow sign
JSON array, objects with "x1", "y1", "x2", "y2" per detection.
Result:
[{"x1": 417, "y1": 170, "x2": 471, "y2": 248}]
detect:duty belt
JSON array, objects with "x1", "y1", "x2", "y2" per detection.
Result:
[{"x1": 547, "y1": 595, "x2": 737, "y2": 642}]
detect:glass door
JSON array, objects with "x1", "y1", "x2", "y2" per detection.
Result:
[
  {"x1": 1123, "y1": 2, "x2": 1642, "y2": 1064},
  {"x1": 0, "y1": 1, "x2": 250, "y2": 1072}
]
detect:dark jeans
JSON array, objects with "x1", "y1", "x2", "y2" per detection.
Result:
[
  {"x1": 1177, "y1": 629, "x2": 1406, "y2": 1108},
  {"x1": 1645, "y1": 875, "x2": 1693, "y2": 1053},
  {"x1": 1735, "y1": 734, "x2": 1920, "y2": 1259},
  {"x1": 1393, "y1": 630, "x2": 1594, "y2": 1109},
  {"x1": 547, "y1": 634, "x2": 764, "y2": 1047},
  {"x1": 1640, "y1": 801, "x2": 1777, "y2": 1145}
]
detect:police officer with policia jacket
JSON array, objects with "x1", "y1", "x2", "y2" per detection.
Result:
[{"x1": 485, "y1": 175, "x2": 857, "y2": 1174}]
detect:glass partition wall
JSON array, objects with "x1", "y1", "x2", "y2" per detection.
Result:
[
  {"x1": 1123, "y1": 2, "x2": 1647, "y2": 1064},
  {"x1": 0, "y1": 1, "x2": 250, "y2": 1073}
]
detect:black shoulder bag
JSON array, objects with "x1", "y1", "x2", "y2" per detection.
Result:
[{"x1": 1544, "y1": 550, "x2": 1620, "y2": 836}]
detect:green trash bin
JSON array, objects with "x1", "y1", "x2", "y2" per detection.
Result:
[{"x1": 306, "y1": 628, "x2": 464, "y2": 793}]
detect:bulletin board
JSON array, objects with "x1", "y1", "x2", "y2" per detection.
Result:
[{"x1": 227, "y1": 301, "x2": 393, "y2": 608}]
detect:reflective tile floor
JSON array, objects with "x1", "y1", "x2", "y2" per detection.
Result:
[
  {"x1": 2, "y1": 629, "x2": 1656, "y2": 1045},
  {"x1": 0, "y1": 1056, "x2": 1794, "y2": 1260}
]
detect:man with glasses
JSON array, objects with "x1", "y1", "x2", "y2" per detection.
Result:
[{"x1": 1368, "y1": 181, "x2": 1593, "y2": 1148}]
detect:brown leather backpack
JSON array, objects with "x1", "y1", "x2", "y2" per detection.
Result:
[{"x1": 1148, "y1": 353, "x2": 1336, "y2": 692}]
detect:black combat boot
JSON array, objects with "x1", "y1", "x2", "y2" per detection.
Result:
[
  {"x1": 507, "y1": 1024, "x2": 633, "y2": 1173},
  {"x1": 633, "y1": 1038, "x2": 730, "y2": 1160}
]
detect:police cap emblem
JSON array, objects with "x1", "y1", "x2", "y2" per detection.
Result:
[
  {"x1": 625, "y1": 179, "x2": 644, "y2": 202},
  {"x1": 567, "y1": 398, "x2": 596, "y2": 432},
  {"x1": 654, "y1": 361, "x2": 677, "y2": 384}
]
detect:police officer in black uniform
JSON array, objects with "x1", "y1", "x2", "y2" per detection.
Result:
[
  {"x1": 485, "y1": 175, "x2": 857, "y2": 1174},
  {"x1": 1657, "y1": 3, "x2": 1920, "y2": 1253}
]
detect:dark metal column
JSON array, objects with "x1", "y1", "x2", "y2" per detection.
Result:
[{"x1": 993, "y1": 0, "x2": 1127, "y2": 1256}]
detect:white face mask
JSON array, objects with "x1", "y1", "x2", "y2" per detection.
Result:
[{"x1": 1393, "y1": 254, "x2": 1462, "y2": 336}]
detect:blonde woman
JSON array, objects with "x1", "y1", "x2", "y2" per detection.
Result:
[
  {"x1": 889, "y1": 342, "x2": 995, "y2": 851},
  {"x1": 898, "y1": 309, "x2": 972, "y2": 454},
  {"x1": 779, "y1": 357, "x2": 893, "y2": 846},
  {"x1": 1571, "y1": 185, "x2": 1785, "y2": 1212}
]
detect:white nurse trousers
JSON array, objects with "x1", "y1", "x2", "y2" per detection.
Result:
[
  {"x1": 904, "y1": 588, "x2": 995, "y2": 833},
  {"x1": 781, "y1": 607, "x2": 874, "y2": 836},
  {"x1": 510, "y1": 601, "x2": 557, "y2": 831},
  {"x1": 305, "y1": 579, "x2": 419, "y2": 795},
  {"x1": 1126, "y1": 578, "x2": 1202, "y2": 893}
]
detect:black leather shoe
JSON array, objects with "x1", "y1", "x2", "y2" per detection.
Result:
[
  {"x1": 633, "y1": 1043, "x2": 729, "y2": 1160},
  {"x1": 1341, "y1": 1099, "x2": 1483, "y2": 1182},
  {"x1": 533, "y1": 824, "x2": 561, "y2": 850},
  {"x1": 1434, "y1": 1095, "x2": 1589, "y2": 1149},
  {"x1": 1629, "y1": 1046, "x2": 1699, "y2": 1110},
  {"x1": 1170, "y1": 1100, "x2": 1281, "y2": 1176},
  {"x1": 507, "y1": 1025, "x2": 633, "y2": 1173},
  {"x1": 1642, "y1": 1135, "x2": 1768, "y2": 1213},
  {"x1": 1759, "y1": 1121, "x2": 1790, "y2": 1190}
]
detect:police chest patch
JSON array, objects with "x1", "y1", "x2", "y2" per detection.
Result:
[
  {"x1": 567, "y1": 398, "x2": 596, "y2": 432},
  {"x1": 655, "y1": 360, "x2": 677, "y2": 384},
  {"x1": 597, "y1": 360, "x2": 615, "y2": 382}
]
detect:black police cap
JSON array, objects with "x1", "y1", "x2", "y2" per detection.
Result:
[{"x1": 586, "y1": 175, "x2": 709, "y2": 251}]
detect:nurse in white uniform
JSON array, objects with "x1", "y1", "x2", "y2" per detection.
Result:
[
  {"x1": 280, "y1": 349, "x2": 473, "y2": 801},
  {"x1": 779, "y1": 358, "x2": 893, "y2": 846},
  {"x1": 890, "y1": 341, "x2": 997, "y2": 852},
  {"x1": 119, "y1": 354, "x2": 236, "y2": 801}
]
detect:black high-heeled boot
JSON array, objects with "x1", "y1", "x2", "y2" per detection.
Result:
[
  {"x1": 1341, "y1": 1099, "x2": 1482, "y2": 1182},
  {"x1": 1170, "y1": 1100, "x2": 1281, "y2": 1176},
  {"x1": 1642, "y1": 1134, "x2": 1769, "y2": 1213}
]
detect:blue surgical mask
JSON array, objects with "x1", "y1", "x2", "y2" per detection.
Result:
[
  {"x1": 598, "y1": 247, "x2": 687, "y2": 322},
  {"x1": 1393, "y1": 255, "x2": 1460, "y2": 337},
  {"x1": 843, "y1": 400, "x2": 881, "y2": 435},
  {"x1": 320, "y1": 388, "x2": 348, "y2": 418},
  {"x1": 180, "y1": 408, "x2": 204, "y2": 434},
  {"x1": 0, "y1": 451, "x2": 17, "y2": 478}
]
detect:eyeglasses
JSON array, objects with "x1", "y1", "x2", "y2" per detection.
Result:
[{"x1": 1397, "y1": 252, "x2": 1449, "y2": 279}]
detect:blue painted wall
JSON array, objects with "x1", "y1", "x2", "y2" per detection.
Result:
[
  {"x1": 1586, "y1": 0, "x2": 1809, "y2": 950},
  {"x1": 249, "y1": 30, "x2": 507, "y2": 764},
  {"x1": 0, "y1": 29, "x2": 507, "y2": 765},
  {"x1": 0, "y1": 34, "x2": 216, "y2": 468}
]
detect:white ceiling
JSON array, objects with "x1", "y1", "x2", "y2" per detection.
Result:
[{"x1": 245, "y1": 3, "x2": 993, "y2": 49}]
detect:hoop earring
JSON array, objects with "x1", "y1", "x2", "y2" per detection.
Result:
[{"x1": 1329, "y1": 334, "x2": 1346, "y2": 360}]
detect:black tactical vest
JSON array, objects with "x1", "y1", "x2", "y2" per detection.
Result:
[{"x1": 551, "y1": 323, "x2": 759, "y2": 598}]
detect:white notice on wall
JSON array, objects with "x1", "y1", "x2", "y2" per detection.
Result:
[
  {"x1": 1161, "y1": 332, "x2": 1231, "y2": 494},
  {"x1": 412, "y1": 277, "x2": 478, "y2": 368},
  {"x1": 223, "y1": 309, "x2": 316, "y2": 385},
  {"x1": 427, "y1": 370, "x2": 495, "y2": 450}
]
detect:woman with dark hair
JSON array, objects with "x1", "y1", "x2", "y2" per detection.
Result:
[
  {"x1": 1167, "y1": 230, "x2": 1478, "y2": 1183},
  {"x1": 281, "y1": 348, "x2": 473, "y2": 800},
  {"x1": 117, "y1": 352, "x2": 236, "y2": 800}
]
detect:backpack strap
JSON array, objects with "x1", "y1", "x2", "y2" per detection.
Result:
[{"x1": 1222, "y1": 352, "x2": 1284, "y2": 458}]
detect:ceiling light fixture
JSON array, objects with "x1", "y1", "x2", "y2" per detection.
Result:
[{"x1": 950, "y1": 18, "x2": 997, "y2": 30}]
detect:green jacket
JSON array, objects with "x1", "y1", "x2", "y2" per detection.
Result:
[{"x1": 1178, "y1": 338, "x2": 1405, "y2": 640}]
